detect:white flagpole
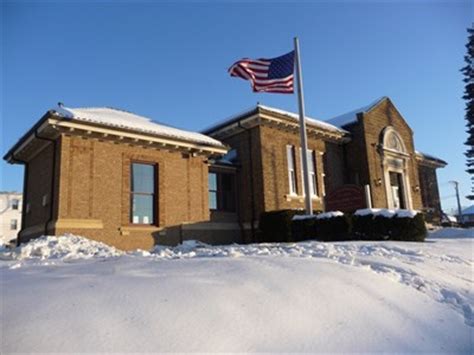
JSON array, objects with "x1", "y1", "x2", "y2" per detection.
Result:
[{"x1": 294, "y1": 37, "x2": 313, "y2": 215}]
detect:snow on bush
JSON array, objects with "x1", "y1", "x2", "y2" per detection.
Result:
[
  {"x1": 2, "y1": 234, "x2": 123, "y2": 261},
  {"x1": 292, "y1": 214, "x2": 317, "y2": 221},
  {"x1": 293, "y1": 211, "x2": 345, "y2": 221},
  {"x1": 316, "y1": 211, "x2": 344, "y2": 219},
  {"x1": 354, "y1": 208, "x2": 420, "y2": 218}
]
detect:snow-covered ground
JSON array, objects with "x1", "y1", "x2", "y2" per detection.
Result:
[{"x1": 1, "y1": 228, "x2": 473, "y2": 353}]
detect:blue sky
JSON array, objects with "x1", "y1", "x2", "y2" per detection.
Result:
[{"x1": 1, "y1": 0, "x2": 472, "y2": 212}]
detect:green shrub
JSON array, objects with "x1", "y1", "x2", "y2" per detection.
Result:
[
  {"x1": 291, "y1": 216, "x2": 318, "y2": 242},
  {"x1": 259, "y1": 209, "x2": 426, "y2": 244},
  {"x1": 352, "y1": 209, "x2": 426, "y2": 242},
  {"x1": 391, "y1": 213, "x2": 427, "y2": 242},
  {"x1": 315, "y1": 213, "x2": 352, "y2": 241},
  {"x1": 258, "y1": 210, "x2": 303, "y2": 243}
]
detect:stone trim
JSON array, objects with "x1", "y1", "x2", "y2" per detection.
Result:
[
  {"x1": 52, "y1": 218, "x2": 104, "y2": 229},
  {"x1": 7, "y1": 116, "x2": 228, "y2": 163},
  {"x1": 284, "y1": 194, "x2": 322, "y2": 202}
]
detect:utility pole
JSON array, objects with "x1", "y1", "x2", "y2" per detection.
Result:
[{"x1": 449, "y1": 181, "x2": 463, "y2": 224}]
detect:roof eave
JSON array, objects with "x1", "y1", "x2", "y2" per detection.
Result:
[
  {"x1": 50, "y1": 116, "x2": 229, "y2": 155},
  {"x1": 415, "y1": 153, "x2": 447, "y2": 168},
  {"x1": 201, "y1": 107, "x2": 259, "y2": 135},
  {"x1": 205, "y1": 105, "x2": 349, "y2": 142},
  {"x1": 3, "y1": 111, "x2": 55, "y2": 164},
  {"x1": 4, "y1": 112, "x2": 228, "y2": 164}
]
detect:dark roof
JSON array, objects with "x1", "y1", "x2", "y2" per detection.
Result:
[{"x1": 325, "y1": 97, "x2": 388, "y2": 128}]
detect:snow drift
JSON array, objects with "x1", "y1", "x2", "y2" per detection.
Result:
[
  {"x1": 1, "y1": 234, "x2": 122, "y2": 261},
  {"x1": 0, "y1": 228, "x2": 472, "y2": 353}
]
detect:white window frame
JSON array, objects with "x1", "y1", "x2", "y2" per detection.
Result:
[
  {"x1": 286, "y1": 145, "x2": 297, "y2": 195},
  {"x1": 11, "y1": 199, "x2": 19, "y2": 210},
  {"x1": 299, "y1": 148, "x2": 318, "y2": 197},
  {"x1": 10, "y1": 219, "x2": 18, "y2": 230}
]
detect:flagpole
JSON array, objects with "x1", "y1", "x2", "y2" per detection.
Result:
[{"x1": 294, "y1": 37, "x2": 313, "y2": 215}]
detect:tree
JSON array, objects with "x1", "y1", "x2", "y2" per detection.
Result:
[{"x1": 462, "y1": 25, "x2": 474, "y2": 200}]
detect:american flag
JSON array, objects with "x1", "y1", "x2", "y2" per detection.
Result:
[{"x1": 228, "y1": 51, "x2": 295, "y2": 94}]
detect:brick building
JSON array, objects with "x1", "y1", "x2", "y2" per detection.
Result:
[{"x1": 4, "y1": 97, "x2": 446, "y2": 249}]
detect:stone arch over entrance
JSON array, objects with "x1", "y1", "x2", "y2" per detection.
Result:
[{"x1": 379, "y1": 126, "x2": 412, "y2": 209}]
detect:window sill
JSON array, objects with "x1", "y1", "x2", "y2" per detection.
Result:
[
  {"x1": 119, "y1": 224, "x2": 163, "y2": 235},
  {"x1": 285, "y1": 194, "x2": 321, "y2": 202}
]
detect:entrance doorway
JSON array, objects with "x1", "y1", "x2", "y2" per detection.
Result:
[{"x1": 389, "y1": 172, "x2": 406, "y2": 209}]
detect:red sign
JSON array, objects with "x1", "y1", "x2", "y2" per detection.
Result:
[{"x1": 325, "y1": 185, "x2": 366, "y2": 213}]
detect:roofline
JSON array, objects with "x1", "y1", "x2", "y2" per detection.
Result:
[
  {"x1": 201, "y1": 107, "x2": 259, "y2": 134},
  {"x1": 203, "y1": 105, "x2": 349, "y2": 139},
  {"x1": 4, "y1": 110, "x2": 228, "y2": 164},
  {"x1": 325, "y1": 96, "x2": 388, "y2": 128},
  {"x1": 381, "y1": 97, "x2": 414, "y2": 135},
  {"x1": 335, "y1": 97, "x2": 414, "y2": 136},
  {"x1": 3, "y1": 111, "x2": 53, "y2": 163},
  {"x1": 364, "y1": 96, "x2": 389, "y2": 115},
  {"x1": 415, "y1": 151, "x2": 447, "y2": 168}
]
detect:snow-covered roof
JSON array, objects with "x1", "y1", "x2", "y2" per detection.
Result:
[
  {"x1": 202, "y1": 104, "x2": 348, "y2": 135},
  {"x1": 326, "y1": 97, "x2": 388, "y2": 128},
  {"x1": 462, "y1": 205, "x2": 474, "y2": 215},
  {"x1": 52, "y1": 106, "x2": 225, "y2": 148},
  {"x1": 415, "y1": 151, "x2": 447, "y2": 166}
]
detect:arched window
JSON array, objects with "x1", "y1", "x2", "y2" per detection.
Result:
[{"x1": 382, "y1": 127, "x2": 406, "y2": 153}]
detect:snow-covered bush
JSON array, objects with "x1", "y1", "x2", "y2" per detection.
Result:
[
  {"x1": 292, "y1": 211, "x2": 352, "y2": 241},
  {"x1": 259, "y1": 209, "x2": 304, "y2": 243},
  {"x1": 352, "y1": 209, "x2": 395, "y2": 240},
  {"x1": 390, "y1": 213, "x2": 427, "y2": 242},
  {"x1": 314, "y1": 212, "x2": 352, "y2": 241},
  {"x1": 292, "y1": 214, "x2": 318, "y2": 241},
  {"x1": 291, "y1": 209, "x2": 426, "y2": 242},
  {"x1": 352, "y1": 209, "x2": 426, "y2": 242}
]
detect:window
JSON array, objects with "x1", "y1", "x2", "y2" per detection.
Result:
[
  {"x1": 382, "y1": 127, "x2": 406, "y2": 153},
  {"x1": 11, "y1": 199, "x2": 19, "y2": 210},
  {"x1": 209, "y1": 173, "x2": 218, "y2": 210},
  {"x1": 10, "y1": 219, "x2": 18, "y2": 230},
  {"x1": 208, "y1": 171, "x2": 235, "y2": 212},
  {"x1": 131, "y1": 163, "x2": 156, "y2": 225},
  {"x1": 300, "y1": 148, "x2": 318, "y2": 197},
  {"x1": 286, "y1": 145, "x2": 297, "y2": 195},
  {"x1": 220, "y1": 174, "x2": 236, "y2": 211}
]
